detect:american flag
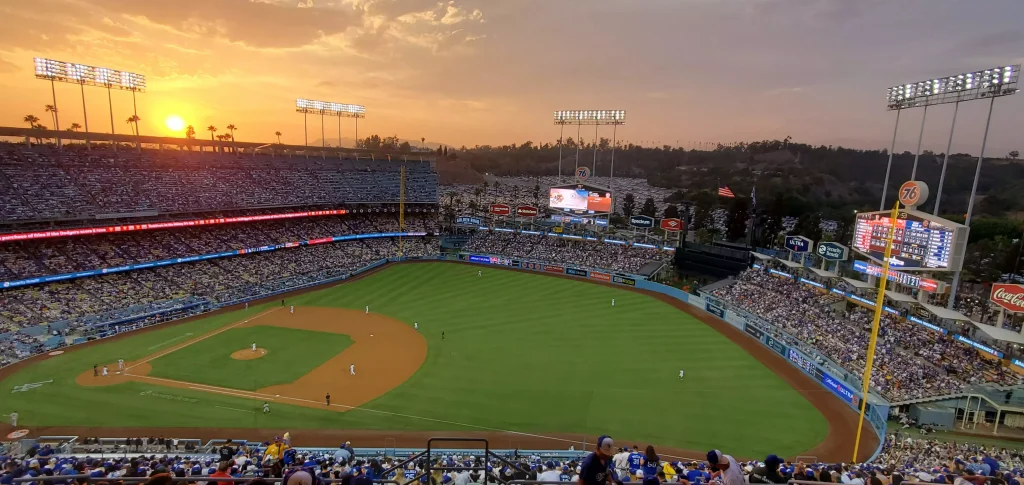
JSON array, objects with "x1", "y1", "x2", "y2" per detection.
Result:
[{"x1": 718, "y1": 185, "x2": 735, "y2": 198}]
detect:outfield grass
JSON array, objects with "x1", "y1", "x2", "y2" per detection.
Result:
[
  {"x1": 147, "y1": 326, "x2": 352, "y2": 390},
  {"x1": 0, "y1": 262, "x2": 829, "y2": 457}
]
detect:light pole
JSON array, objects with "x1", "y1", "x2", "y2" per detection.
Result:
[
  {"x1": 910, "y1": 105, "x2": 927, "y2": 180},
  {"x1": 933, "y1": 101, "x2": 959, "y2": 216},
  {"x1": 106, "y1": 85, "x2": 116, "y2": 152},
  {"x1": 881, "y1": 64, "x2": 1019, "y2": 309},
  {"x1": 77, "y1": 79, "x2": 90, "y2": 150},
  {"x1": 554, "y1": 110, "x2": 626, "y2": 178}
]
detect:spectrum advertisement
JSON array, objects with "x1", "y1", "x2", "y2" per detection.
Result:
[{"x1": 0, "y1": 232, "x2": 426, "y2": 289}]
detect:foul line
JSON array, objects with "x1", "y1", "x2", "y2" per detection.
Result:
[
  {"x1": 214, "y1": 405, "x2": 255, "y2": 414},
  {"x1": 147, "y1": 333, "x2": 193, "y2": 350},
  {"x1": 126, "y1": 307, "x2": 280, "y2": 371},
  {"x1": 127, "y1": 374, "x2": 700, "y2": 460}
]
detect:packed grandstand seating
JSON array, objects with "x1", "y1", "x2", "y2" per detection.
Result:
[
  {"x1": 5, "y1": 432, "x2": 1024, "y2": 485},
  {"x1": 463, "y1": 230, "x2": 669, "y2": 274},
  {"x1": 0, "y1": 147, "x2": 438, "y2": 221},
  {"x1": 713, "y1": 269, "x2": 1024, "y2": 402}
]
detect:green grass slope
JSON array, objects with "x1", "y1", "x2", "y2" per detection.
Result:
[
  {"x1": 0, "y1": 263, "x2": 828, "y2": 457},
  {"x1": 147, "y1": 326, "x2": 352, "y2": 390}
]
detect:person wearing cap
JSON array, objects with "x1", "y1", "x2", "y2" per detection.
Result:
[
  {"x1": 539, "y1": 461, "x2": 562, "y2": 483},
  {"x1": 748, "y1": 455, "x2": 788, "y2": 484},
  {"x1": 705, "y1": 450, "x2": 742, "y2": 485},
  {"x1": 579, "y1": 436, "x2": 620, "y2": 485}
]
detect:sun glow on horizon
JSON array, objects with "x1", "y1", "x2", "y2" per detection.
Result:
[{"x1": 165, "y1": 115, "x2": 185, "y2": 132}]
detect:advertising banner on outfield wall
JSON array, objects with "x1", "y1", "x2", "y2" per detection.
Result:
[
  {"x1": 765, "y1": 336, "x2": 787, "y2": 356},
  {"x1": 565, "y1": 267, "x2": 588, "y2": 277},
  {"x1": 612, "y1": 275, "x2": 636, "y2": 286},
  {"x1": 590, "y1": 272, "x2": 611, "y2": 282},
  {"x1": 820, "y1": 371, "x2": 860, "y2": 408},
  {"x1": 705, "y1": 303, "x2": 725, "y2": 319},
  {"x1": 743, "y1": 323, "x2": 765, "y2": 341},
  {"x1": 544, "y1": 265, "x2": 564, "y2": 273}
]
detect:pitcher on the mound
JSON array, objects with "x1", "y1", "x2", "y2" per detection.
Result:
[
  {"x1": 252, "y1": 342, "x2": 257, "y2": 352},
  {"x1": 350, "y1": 364, "x2": 355, "y2": 375}
]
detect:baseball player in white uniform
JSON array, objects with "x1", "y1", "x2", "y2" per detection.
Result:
[
  {"x1": 414, "y1": 322, "x2": 419, "y2": 330},
  {"x1": 350, "y1": 364, "x2": 355, "y2": 375},
  {"x1": 252, "y1": 342, "x2": 257, "y2": 352},
  {"x1": 290, "y1": 305, "x2": 294, "y2": 314},
  {"x1": 679, "y1": 370, "x2": 685, "y2": 380},
  {"x1": 102, "y1": 366, "x2": 109, "y2": 377},
  {"x1": 263, "y1": 402, "x2": 270, "y2": 414},
  {"x1": 118, "y1": 359, "x2": 125, "y2": 370},
  {"x1": 612, "y1": 299, "x2": 615, "y2": 306},
  {"x1": 365, "y1": 305, "x2": 369, "y2": 314},
  {"x1": 9, "y1": 411, "x2": 18, "y2": 426},
  {"x1": 478, "y1": 270, "x2": 482, "y2": 277}
]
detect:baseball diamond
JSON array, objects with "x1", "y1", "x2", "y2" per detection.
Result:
[{"x1": 0, "y1": 262, "x2": 874, "y2": 460}]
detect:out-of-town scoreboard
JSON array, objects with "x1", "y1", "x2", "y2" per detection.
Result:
[{"x1": 852, "y1": 209, "x2": 968, "y2": 272}]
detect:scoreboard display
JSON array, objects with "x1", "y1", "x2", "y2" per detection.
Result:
[
  {"x1": 549, "y1": 183, "x2": 612, "y2": 215},
  {"x1": 852, "y1": 209, "x2": 968, "y2": 271}
]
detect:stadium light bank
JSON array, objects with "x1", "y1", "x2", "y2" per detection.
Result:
[
  {"x1": 33, "y1": 57, "x2": 146, "y2": 152},
  {"x1": 877, "y1": 64, "x2": 1019, "y2": 310},
  {"x1": 553, "y1": 110, "x2": 626, "y2": 187},
  {"x1": 296, "y1": 98, "x2": 366, "y2": 155}
]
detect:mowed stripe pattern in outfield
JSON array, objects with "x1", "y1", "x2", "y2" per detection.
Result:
[
  {"x1": 292, "y1": 263, "x2": 828, "y2": 457},
  {"x1": 0, "y1": 263, "x2": 828, "y2": 458}
]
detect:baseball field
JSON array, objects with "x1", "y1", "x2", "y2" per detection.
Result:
[{"x1": 0, "y1": 262, "x2": 874, "y2": 460}]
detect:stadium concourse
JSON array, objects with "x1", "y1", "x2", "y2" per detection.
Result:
[{"x1": 712, "y1": 268, "x2": 1024, "y2": 402}]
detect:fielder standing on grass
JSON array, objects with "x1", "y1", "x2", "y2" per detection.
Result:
[
  {"x1": 263, "y1": 402, "x2": 270, "y2": 414},
  {"x1": 9, "y1": 411, "x2": 17, "y2": 427},
  {"x1": 326, "y1": 393, "x2": 331, "y2": 406}
]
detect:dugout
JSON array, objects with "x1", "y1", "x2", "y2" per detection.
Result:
[{"x1": 908, "y1": 402, "x2": 956, "y2": 430}]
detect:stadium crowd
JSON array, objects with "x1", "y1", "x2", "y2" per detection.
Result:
[
  {"x1": 0, "y1": 148, "x2": 437, "y2": 221},
  {"x1": 463, "y1": 230, "x2": 669, "y2": 274},
  {"x1": 7, "y1": 432, "x2": 1024, "y2": 485},
  {"x1": 713, "y1": 269, "x2": 1023, "y2": 402}
]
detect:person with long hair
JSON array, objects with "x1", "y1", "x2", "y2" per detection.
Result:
[{"x1": 641, "y1": 446, "x2": 660, "y2": 485}]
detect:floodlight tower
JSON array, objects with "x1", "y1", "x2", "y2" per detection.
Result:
[
  {"x1": 296, "y1": 99, "x2": 366, "y2": 154},
  {"x1": 34, "y1": 58, "x2": 146, "y2": 152},
  {"x1": 882, "y1": 65, "x2": 1020, "y2": 308},
  {"x1": 553, "y1": 110, "x2": 626, "y2": 186}
]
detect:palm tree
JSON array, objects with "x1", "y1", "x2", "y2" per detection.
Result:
[
  {"x1": 33, "y1": 124, "x2": 48, "y2": 144},
  {"x1": 226, "y1": 124, "x2": 237, "y2": 141},
  {"x1": 69, "y1": 123, "x2": 82, "y2": 131},
  {"x1": 185, "y1": 125, "x2": 196, "y2": 139},
  {"x1": 421, "y1": 137, "x2": 426, "y2": 149},
  {"x1": 207, "y1": 125, "x2": 217, "y2": 140},
  {"x1": 275, "y1": 131, "x2": 282, "y2": 144},
  {"x1": 125, "y1": 116, "x2": 137, "y2": 136},
  {"x1": 23, "y1": 114, "x2": 40, "y2": 128},
  {"x1": 44, "y1": 104, "x2": 57, "y2": 128}
]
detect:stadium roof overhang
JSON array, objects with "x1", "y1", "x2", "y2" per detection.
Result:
[
  {"x1": 776, "y1": 258, "x2": 803, "y2": 269},
  {"x1": 807, "y1": 267, "x2": 839, "y2": 278},
  {"x1": 884, "y1": 290, "x2": 917, "y2": 303},
  {"x1": 841, "y1": 277, "x2": 873, "y2": 289},
  {"x1": 750, "y1": 252, "x2": 773, "y2": 261},
  {"x1": 971, "y1": 321, "x2": 1024, "y2": 345},
  {"x1": 921, "y1": 302, "x2": 970, "y2": 321}
]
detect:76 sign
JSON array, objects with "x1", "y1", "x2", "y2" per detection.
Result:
[{"x1": 898, "y1": 181, "x2": 929, "y2": 207}]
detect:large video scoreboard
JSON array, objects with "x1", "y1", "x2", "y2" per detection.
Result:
[
  {"x1": 852, "y1": 209, "x2": 969, "y2": 271},
  {"x1": 548, "y1": 183, "x2": 612, "y2": 215}
]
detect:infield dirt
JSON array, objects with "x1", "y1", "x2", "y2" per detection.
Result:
[{"x1": 74, "y1": 307, "x2": 427, "y2": 412}]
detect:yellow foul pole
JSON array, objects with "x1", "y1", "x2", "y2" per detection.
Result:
[{"x1": 852, "y1": 201, "x2": 900, "y2": 462}]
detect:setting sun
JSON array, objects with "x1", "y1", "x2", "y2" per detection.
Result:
[{"x1": 165, "y1": 115, "x2": 185, "y2": 132}]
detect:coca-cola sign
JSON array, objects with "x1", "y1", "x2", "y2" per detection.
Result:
[
  {"x1": 489, "y1": 204, "x2": 511, "y2": 216},
  {"x1": 991, "y1": 284, "x2": 1024, "y2": 313},
  {"x1": 516, "y1": 206, "x2": 539, "y2": 217}
]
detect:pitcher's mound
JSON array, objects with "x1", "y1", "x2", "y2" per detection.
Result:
[{"x1": 232, "y1": 348, "x2": 267, "y2": 360}]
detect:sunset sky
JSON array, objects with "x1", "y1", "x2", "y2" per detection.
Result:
[{"x1": 0, "y1": 0, "x2": 1022, "y2": 154}]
